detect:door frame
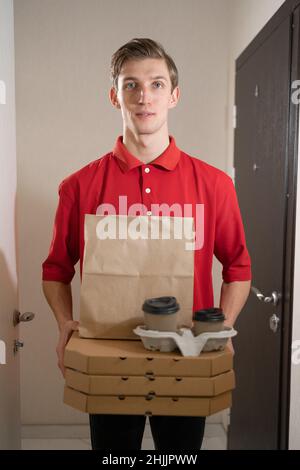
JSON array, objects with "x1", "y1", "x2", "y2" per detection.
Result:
[{"x1": 235, "y1": 0, "x2": 300, "y2": 449}]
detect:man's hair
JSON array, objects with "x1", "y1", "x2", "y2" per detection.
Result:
[{"x1": 110, "y1": 38, "x2": 178, "y2": 92}]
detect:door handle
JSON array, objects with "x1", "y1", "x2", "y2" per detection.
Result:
[
  {"x1": 251, "y1": 286, "x2": 281, "y2": 307},
  {"x1": 13, "y1": 309, "x2": 35, "y2": 327}
]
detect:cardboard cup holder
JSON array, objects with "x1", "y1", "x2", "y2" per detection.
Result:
[{"x1": 133, "y1": 325, "x2": 237, "y2": 356}]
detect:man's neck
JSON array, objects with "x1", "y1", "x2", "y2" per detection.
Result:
[{"x1": 122, "y1": 128, "x2": 170, "y2": 164}]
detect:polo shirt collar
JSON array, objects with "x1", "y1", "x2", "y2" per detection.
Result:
[{"x1": 112, "y1": 135, "x2": 181, "y2": 172}]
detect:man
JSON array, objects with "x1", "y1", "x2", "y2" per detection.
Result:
[{"x1": 42, "y1": 38, "x2": 251, "y2": 450}]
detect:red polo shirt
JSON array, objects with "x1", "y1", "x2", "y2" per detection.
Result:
[{"x1": 42, "y1": 135, "x2": 251, "y2": 310}]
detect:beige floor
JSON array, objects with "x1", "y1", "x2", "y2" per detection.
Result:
[{"x1": 21, "y1": 423, "x2": 227, "y2": 450}]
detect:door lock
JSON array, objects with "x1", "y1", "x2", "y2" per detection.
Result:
[
  {"x1": 269, "y1": 314, "x2": 280, "y2": 333},
  {"x1": 14, "y1": 339, "x2": 24, "y2": 354}
]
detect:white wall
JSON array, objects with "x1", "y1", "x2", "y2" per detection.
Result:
[
  {"x1": 289, "y1": 104, "x2": 300, "y2": 450},
  {"x1": 14, "y1": 0, "x2": 231, "y2": 425},
  {"x1": 0, "y1": 0, "x2": 20, "y2": 449},
  {"x1": 0, "y1": 2, "x2": 17, "y2": 282}
]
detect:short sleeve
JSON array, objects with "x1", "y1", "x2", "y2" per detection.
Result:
[
  {"x1": 214, "y1": 173, "x2": 252, "y2": 282},
  {"x1": 42, "y1": 179, "x2": 80, "y2": 283}
]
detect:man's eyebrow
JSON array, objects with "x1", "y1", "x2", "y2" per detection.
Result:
[{"x1": 122, "y1": 76, "x2": 168, "y2": 82}]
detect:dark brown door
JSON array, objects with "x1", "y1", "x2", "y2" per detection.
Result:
[{"x1": 228, "y1": 8, "x2": 297, "y2": 449}]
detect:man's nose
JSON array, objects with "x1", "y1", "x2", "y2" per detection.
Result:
[{"x1": 138, "y1": 86, "x2": 151, "y2": 104}]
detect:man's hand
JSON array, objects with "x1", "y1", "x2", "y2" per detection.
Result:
[
  {"x1": 219, "y1": 280, "x2": 251, "y2": 357},
  {"x1": 42, "y1": 281, "x2": 77, "y2": 377},
  {"x1": 56, "y1": 320, "x2": 79, "y2": 377},
  {"x1": 226, "y1": 338, "x2": 235, "y2": 355}
]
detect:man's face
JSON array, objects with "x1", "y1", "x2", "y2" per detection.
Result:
[{"x1": 110, "y1": 58, "x2": 179, "y2": 136}]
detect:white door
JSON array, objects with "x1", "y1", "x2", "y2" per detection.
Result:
[{"x1": 0, "y1": 0, "x2": 21, "y2": 450}]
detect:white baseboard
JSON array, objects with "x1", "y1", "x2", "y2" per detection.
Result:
[
  {"x1": 206, "y1": 409, "x2": 228, "y2": 426},
  {"x1": 21, "y1": 425, "x2": 91, "y2": 439}
]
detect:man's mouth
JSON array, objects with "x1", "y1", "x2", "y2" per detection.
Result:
[{"x1": 136, "y1": 112, "x2": 155, "y2": 118}]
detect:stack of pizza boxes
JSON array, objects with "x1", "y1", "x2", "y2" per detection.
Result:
[{"x1": 63, "y1": 333, "x2": 235, "y2": 417}]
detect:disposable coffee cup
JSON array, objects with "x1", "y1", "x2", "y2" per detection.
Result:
[
  {"x1": 142, "y1": 296, "x2": 180, "y2": 332},
  {"x1": 192, "y1": 308, "x2": 225, "y2": 336}
]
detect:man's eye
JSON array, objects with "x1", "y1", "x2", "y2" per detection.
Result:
[
  {"x1": 153, "y1": 82, "x2": 163, "y2": 88},
  {"x1": 125, "y1": 82, "x2": 135, "y2": 89}
]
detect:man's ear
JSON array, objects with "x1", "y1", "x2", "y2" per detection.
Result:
[
  {"x1": 109, "y1": 87, "x2": 121, "y2": 109},
  {"x1": 169, "y1": 86, "x2": 180, "y2": 109}
]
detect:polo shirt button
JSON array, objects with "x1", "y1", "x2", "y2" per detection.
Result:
[
  {"x1": 145, "y1": 188, "x2": 151, "y2": 194},
  {"x1": 145, "y1": 167, "x2": 150, "y2": 173},
  {"x1": 146, "y1": 211, "x2": 152, "y2": 216}
]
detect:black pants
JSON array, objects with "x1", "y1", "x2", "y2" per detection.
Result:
[{"x1": 89, "y1": 414, "x2": 206, "y2": 450}]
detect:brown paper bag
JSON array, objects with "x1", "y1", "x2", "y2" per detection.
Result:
[{"x1": 79, "y1": 214, "x2": 195, "y2": 339}]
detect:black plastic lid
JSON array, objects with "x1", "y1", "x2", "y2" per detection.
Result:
[
  {"x1": 142, "y1": 296, "x2": 180, "y2": 315},
  {"x1": 193, "y1": 307, "x2": 225, "y2": 322}
]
